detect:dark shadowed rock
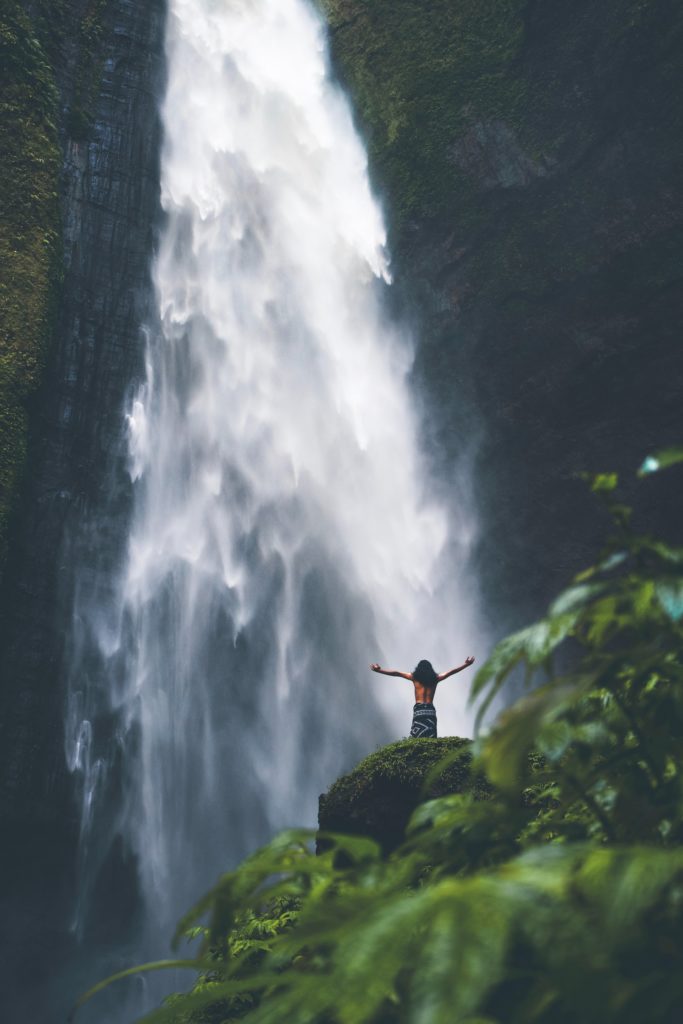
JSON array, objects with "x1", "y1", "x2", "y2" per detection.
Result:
[{"x1": 449, "y1": 120, "x2": 555, "y2": 190}]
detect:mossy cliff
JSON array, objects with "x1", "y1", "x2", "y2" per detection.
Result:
[
  {"x1": 1, "y1": 0, "x2": 164, "y2": 814},
  {"x1": 0, "y1": 4, "x2": 165, "y2": 1020},
  {"x1": 0, "y1": 2, "x2": 61, "y2": 576},
  {"x1": 319, "y1": 0, "x2": 683, "y2": 626},
  {"x1": 319, "y1": 737, "x2": 491, "y2": 853},
  {"x1": 0, "y1": 0, "x2": 114, "y2": 582}
]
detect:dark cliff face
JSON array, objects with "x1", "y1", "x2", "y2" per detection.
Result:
[
  {"x1": 321, "y1": 0, "x2": 683, "y2": 631},
  {"x1": 1, "y1": 0, "x2": 165, "y2": 818},
  {"x1": 0, "y1": 0, "x2": 165, "y2": 1016}
]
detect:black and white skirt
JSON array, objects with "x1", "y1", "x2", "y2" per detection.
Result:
[{"x1": 410, "y1": 702, "x2": 437, "y2": 739}]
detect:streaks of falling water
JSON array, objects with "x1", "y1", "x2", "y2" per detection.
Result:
[{"x1": 64, "y1": 0, "x2": 479, "y2": 1008}]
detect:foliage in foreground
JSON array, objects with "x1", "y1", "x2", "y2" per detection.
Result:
[{"x1": 75, "y1": 452, "x2": 683, "y2": 1023}]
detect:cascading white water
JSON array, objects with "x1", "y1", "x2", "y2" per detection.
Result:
[{"x1": 65, "y1": 0, "x2": 478, "y2": 1013}]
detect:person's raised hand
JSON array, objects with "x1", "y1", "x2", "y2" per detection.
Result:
[
  {"x1": 464, "y1": 655, "x2": 475, "y2": 667},
  {"x1": 370, "y1": 663, "x2": 381, "y2": 672}
]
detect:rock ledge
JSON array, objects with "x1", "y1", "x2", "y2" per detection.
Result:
[{"x1": 318, "y1": 737, "x2": 489, "y2": 853}]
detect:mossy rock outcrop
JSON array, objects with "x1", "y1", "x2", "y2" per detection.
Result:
[{"x1": 318, "y1": 737, "x2": 491, "y2": 853}]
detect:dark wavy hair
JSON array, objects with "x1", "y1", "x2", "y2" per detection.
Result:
[{"x1": 412, "y1": 659, "x2": 438, "y2": 686}]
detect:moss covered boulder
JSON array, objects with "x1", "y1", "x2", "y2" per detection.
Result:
[{"x1": 318, "y1": 737, "x2": 491, "y2": 853}]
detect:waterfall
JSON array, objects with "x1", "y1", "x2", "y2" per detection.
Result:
[{"x1": 65, "y1": 0, "x2": 477, "y2": 1014}]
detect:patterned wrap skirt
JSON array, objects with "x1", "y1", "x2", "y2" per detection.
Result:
[{"x1": 410, "y1": 702, "x2": 437, "y2": 739}]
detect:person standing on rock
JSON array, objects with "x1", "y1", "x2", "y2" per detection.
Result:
[{"x1": 370, "y1": 657, "x2": 475, "y2": 738}]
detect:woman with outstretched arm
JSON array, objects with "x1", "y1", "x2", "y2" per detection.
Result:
[{"x1": 370, "y1": 656, "x2": 475, "y2": 738}]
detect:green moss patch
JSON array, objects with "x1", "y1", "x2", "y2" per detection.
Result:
[
  {"x1": 0, "y1": 1, "x2": 112, "y2": 579},
  {"x1": 0, "y1": 2, "x2": 61, "y2": 575},
  {"x1": 319, "y1": 0, "x2": 528, "y2": 236},
  {"x1": 319, "y1": 0, "x2": 683, "y2": 258},
  {"x1": 319, "y1": 736, "x2": 491, "y2": 852}
]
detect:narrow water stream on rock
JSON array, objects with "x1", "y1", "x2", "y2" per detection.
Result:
[{"x1": 65, "y1": 0, "x2": 478, "y2": 1017}]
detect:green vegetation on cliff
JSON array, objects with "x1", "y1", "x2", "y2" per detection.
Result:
[
  {"x1": 319, "y1": 0, "x2": 528, "y2": 234},
  {"x1": 32, "y1": 0, "x2": 109, "y2": 140},
  {"x1": 0, "y1": 0, "x2": 111, "y2": 580},
  {"x1": 0, "y1": 1, "x2": 61, "y2": 574},
  {"x1": 316, "y1": 0, "x2": 683, "y2": 352},
  {"x1": 75, "y1": 454, "x2": 683, "y2": 1023},
  {"x1": 318, "y1": 0, "x2": 683, "y2": 250}
]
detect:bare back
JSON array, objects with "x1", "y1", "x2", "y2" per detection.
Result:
[{"x1": 412, "y1": 676, "x2": 437, "y2": 704}]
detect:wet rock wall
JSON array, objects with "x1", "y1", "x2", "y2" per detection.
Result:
[{"x1": 0, "y1": 1, "x2": 165, "y2": 1017}]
